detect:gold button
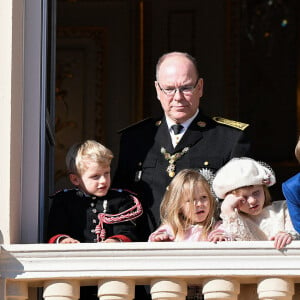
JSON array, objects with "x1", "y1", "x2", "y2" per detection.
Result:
[{"x1": 204, "y1": 161, "x2": 209, "y2": 166}]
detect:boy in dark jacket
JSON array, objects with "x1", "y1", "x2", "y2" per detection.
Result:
[
  {"x1": 47, "y1": 140, "x2": 143, "y2": 300},
  {"x1": 47, "y1": 139, "x2": 142, "y2": 244}
]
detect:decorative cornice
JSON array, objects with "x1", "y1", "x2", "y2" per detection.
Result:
[{"x1": 1, "y1": 242, "x2": 300, "y2": 284}]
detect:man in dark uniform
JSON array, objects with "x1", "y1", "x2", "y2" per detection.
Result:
[{"x1": 113, "y1": 52, "x2": 251, "y2": 242}]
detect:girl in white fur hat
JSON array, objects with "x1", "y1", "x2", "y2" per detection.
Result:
[{"x1": 212, "y1": 157, "x2": 300, "y2": 249}]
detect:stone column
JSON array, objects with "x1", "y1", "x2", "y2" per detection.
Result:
[
  {"x1": 202, "y1": 278, "x2": 240, "y2": 300},
  {"x1": 43, "y1": 280, "x2": 80, "y2": 300},
  {"x1": 98, "y1": 279, "x2": 135, "y2": 300},
  {"x1": 150, "y1": 279, "x2": 187, "y2": 300},
  {"x1": 257, "y1": 278, "x2": 294, "y2": 300},
  {"x1": 6, "y1": 281, "x2": 28, "y2": 300}
]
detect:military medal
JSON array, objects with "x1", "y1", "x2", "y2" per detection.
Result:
[{"x1": 161, "y1": 147, "x2": 189, "y2": 177}]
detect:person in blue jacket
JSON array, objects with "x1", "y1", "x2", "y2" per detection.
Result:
[{"x1": 282, "y1": 136, "x2": 300, "y2": 233}]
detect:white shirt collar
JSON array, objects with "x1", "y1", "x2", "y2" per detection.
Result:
[
  {"x1": 166, "y1": 109, "x2": 199, "y2": 133},
  {"x1": 166, "y1": 109, "x2": 199, "y2": 147}
]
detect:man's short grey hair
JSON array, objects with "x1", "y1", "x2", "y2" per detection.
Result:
[{"x1": 155, "y1": 51, "x2": 199, "y2": 80}]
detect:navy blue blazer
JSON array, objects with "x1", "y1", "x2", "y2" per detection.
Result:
[
  {"x1": 282, "y1": 172, "x2": 300, "y2": 233},
  {"x1": 47, "y1": 188, "x2": 141, "y2": 243}
]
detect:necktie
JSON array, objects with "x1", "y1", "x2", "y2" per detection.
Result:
[{"x1": 171, "y1": 124, "x2": 183, "y2": 135}]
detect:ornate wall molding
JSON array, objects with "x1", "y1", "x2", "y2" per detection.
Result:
[{"x1": 55, "y1": 26, "x2": 106, "y2": 187}]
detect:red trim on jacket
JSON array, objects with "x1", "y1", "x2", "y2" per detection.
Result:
[
  {"x1": 109, "y1": 234, "x2": 132, "y2": 242},
  {"x1": 48, "y1": 234, "x2": 70, "y2": 244},
  {"x1": 49, "y1": 234, "x2": 131, "y2": 243}
]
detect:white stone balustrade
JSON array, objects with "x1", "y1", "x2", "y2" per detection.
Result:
[{"x1": 1, "y1": 241, "x2": 300, "y2": 300}]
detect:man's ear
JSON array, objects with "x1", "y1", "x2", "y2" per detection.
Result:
[
  {"x1": 69, "y1": 173, "x2": 80, "y2": 186},
  {"x1": 154, "y1": 81, "x2": 160, "y2": 100},
  {"x1": 196, "y1": 78, "x2": 204, "y2": 98}
]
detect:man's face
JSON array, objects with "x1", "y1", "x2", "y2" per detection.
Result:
[{"x1": 155, "y1": 55, "x2": 203, "y2": 123}]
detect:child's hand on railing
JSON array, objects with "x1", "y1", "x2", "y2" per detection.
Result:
[
  {"x1": 59, "y1": 237, "x2": 80, "y2": 244},
  {"x1": 270, "y1": 232, "x2": 292, "y2": 249}
]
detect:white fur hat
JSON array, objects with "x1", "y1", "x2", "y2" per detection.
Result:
[{"x1": 212, "y1": 157, "x2": 276, "y2": 199}]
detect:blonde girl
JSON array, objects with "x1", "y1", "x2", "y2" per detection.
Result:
[{"x1": 149, "y1": 169, "x2": 225, "y2": 242}]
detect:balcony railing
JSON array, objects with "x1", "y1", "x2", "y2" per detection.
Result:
[{"x1": 1, "y1": 241, "x2": 300, "y2": 300}]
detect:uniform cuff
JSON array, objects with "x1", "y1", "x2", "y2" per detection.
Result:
[
  {"x1": 48, "y1": 234, "x2": 70, "y2": 244},
  {"x1": 109, "y1": 235, "x2": 132, "y2": 242}
]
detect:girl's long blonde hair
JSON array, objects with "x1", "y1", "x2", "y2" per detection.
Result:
[{"x1": 160, "y1": 169, "x2": 217, "y2": 240}]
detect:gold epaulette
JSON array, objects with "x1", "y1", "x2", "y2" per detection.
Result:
[{"x1": 212, "y1": 116, "x2": 249, "y2": 131}]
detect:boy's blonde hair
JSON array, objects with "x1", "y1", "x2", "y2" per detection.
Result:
[
  {"x1": 66, "y1": 140, "x2": 113, "y2": 175},
  {"x1": 295, "y1": 136, "x2": 300, "y2": 163},
  {"x1": 160, "y1": 169, "x2": 216, "y2": 240}
]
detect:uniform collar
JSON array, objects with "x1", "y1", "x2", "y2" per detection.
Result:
[
  {"x1": 165, "y1": 109, "x2": 199, "y2": 134},
  {"x1": 155, "y1": 111, "x2": 205, "y2": 153}
]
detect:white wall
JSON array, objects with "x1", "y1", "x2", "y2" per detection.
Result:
[
  {"x1": 22, "y1": 0, "x2": 44, "y2": 243},
  {"x1": 0, "y1": 0, "x2": 23, "y2": 244},
  {"x1": 0, "y1": 0, "x2": 43, "y2": 244},
  {"x1": 0, "y1": 0, "x2": 13, "y2": 244}
]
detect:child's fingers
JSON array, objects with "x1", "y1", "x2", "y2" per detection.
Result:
[
  {"x1": 273, "y1": 233, "x2": 292, "y2": 249},
  {"x1": 104, "y1": 238, "x2": 119, "y2": 243},
  {"x1": 208, "y1": 234, "x2": 227, "y2": 243},
  {"x1": 235, "y1": 197, "x2": 247, "y2": 210},
  {"x1": 225, "y1": 194, "x2": 245, "y2": 210},
  {"x1": 61, "y1": 237, "x2": 80, "y2": 244},
  {"x1": 154, "y1": 232, "x2": 173, "y2": 242},
  {"x1": 275, "y1": 237, "x2": 286, "y2": 249}
]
